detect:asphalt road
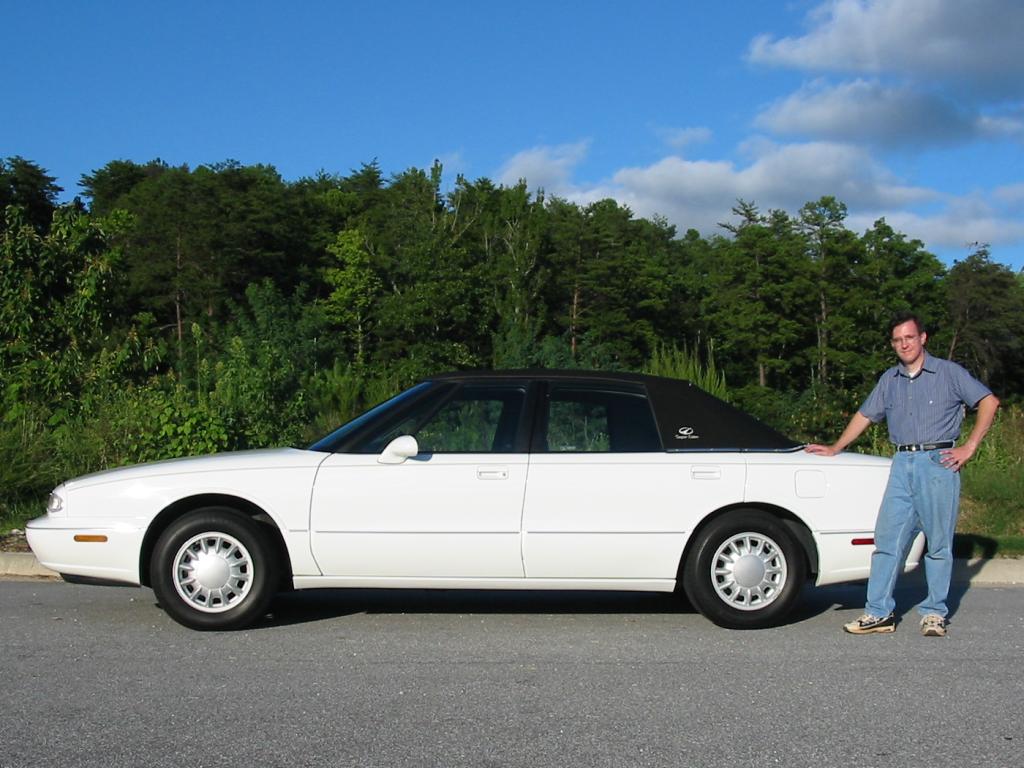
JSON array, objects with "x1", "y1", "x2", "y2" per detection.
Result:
[{"x1": 1, "y1": 580, "x2": 1021, "y2": 768}]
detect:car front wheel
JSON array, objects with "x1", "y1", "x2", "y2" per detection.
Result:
[
  {"x1": 150, "y1": 508, "x2": 278, "y2": 630},
  {"x1": 683, "y1": 511, "x2": 806, "y2": 629}
]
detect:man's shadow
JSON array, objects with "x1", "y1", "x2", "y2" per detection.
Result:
[
  {"x1": 845, "y1": 533, "x2": 997, "y2": 621},
  {"x1": 793, "y1": 533, "x2": 1000, "y2": 624}
]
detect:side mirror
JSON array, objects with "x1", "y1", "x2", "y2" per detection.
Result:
[{"x1": 378, "y1": 435, "x2": 419, "y2": 464}]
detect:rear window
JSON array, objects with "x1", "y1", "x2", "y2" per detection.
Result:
[{"x1": 540, "y1": 384, "x2": 662, "y2": 453}]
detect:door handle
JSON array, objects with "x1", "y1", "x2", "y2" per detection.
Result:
[
  {"x1": 691, "y1": 466, "x2": 721, "y2": 480},
  {"x1": 477, "y1": 466, "x2": 509, "y2": 480}
]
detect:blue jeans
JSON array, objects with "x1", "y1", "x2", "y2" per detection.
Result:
[{"x1": 865, "y1": 449, "x2": 961, "y2": 619}]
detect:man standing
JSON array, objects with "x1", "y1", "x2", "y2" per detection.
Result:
[{"x1": 805, "y1": 312, "x2": 999, "y2": 636}]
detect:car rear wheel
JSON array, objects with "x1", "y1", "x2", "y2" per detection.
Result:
[
  {"x1": 683, "y1": 511, "x2": 806, "y2": 629},
  {"x1": 150, "y1": 508, "x2": 277, "y2": 630}
]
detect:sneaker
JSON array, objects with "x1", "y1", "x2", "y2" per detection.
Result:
[
  {"x1": 843, "y1": 613, "x2": 896, "y2": 634},
  {"x1": 920, "y1": 614, "x2": 947, "y2": 637}
]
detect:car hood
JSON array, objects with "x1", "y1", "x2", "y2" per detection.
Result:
[{"x1": 62, "y1": 448, "x2": 328, "y2": 491}]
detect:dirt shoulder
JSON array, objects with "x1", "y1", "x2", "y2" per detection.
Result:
[{"x1": 0, "y1": 530, "x2": 31, "y2": 552}]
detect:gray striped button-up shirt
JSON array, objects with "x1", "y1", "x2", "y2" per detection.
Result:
[{"x1": 859, "y1": 352, "x2": 992, "y2": 446}]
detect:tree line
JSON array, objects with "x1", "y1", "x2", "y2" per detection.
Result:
[{"x1": 2, "y1": 154, "x2": 1023, "y2": 505}]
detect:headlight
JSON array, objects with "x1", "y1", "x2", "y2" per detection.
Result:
[{"x1": 47, "y1": 492, "x2": 65, "y2": 515}]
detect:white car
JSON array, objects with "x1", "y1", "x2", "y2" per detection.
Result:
[{"x1": 27, "y1": 371, "x2": 922, "y2": 630}]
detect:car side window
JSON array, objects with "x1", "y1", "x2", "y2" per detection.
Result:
[
  {"x1": 544, "y1": 385, "x2": 661, "y2": 452},
  {"x1": 355, "y1": 383, "x2": 527, "y2": 454},
  {"x1": 418, "y1": 384, "x2": 528, "y2": 453}
]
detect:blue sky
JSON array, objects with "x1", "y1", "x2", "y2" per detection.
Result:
[{"x1": 5, "y1": 0, "x2": 1023, "y2": 269}]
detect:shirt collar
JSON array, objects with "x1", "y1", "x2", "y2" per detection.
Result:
[{"x1": 896, "y1": 351, "x2": 937, "y2": 378}]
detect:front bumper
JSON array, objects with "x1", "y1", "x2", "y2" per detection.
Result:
[{"x1": 26, "y1": 515, "x2": 144, "y2": 585}]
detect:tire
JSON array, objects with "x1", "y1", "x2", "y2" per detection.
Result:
[
  {"x1": 150, "y1": 508, "x2": 278, "y2": 630},
  {"x1": 683, "y1": 511, "x2": 806, "y2": 629}
]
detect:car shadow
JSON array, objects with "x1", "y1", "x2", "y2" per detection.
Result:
[
  {"x1": 258, "y1": 588, "x2": 695, "y2": 628},
  {"x1": 257, "y1": 579, "x2": 936, "y2": 630},
  {"x1": 143, "y1": 570, "x2": 983, "y2": 631}
]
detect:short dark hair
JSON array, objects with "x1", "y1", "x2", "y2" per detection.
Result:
[{"x1": 888, "y1": 311, "x2": 926, "y2": 337}]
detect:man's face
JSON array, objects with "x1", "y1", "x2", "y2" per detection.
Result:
[{"x1": 890, "y1": 319, "x2": 927, "y2": 369}]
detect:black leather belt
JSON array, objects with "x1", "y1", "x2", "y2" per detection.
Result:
[{"x1": 896, "y1": 441, "x2": 954, "y2": 452}]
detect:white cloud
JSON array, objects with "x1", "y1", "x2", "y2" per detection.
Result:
[
  {"x1": 496, "y1": 141, "x2": 590, "y2": 192},
  {"x1": 485, "y1": 4, "x2": 1024, "y2": 265},
  {"x1": 755, "y1": 79, "x2": 975, "y2": 146},
  {"x1": 499, "y1": 138, "x2": 1024, "y2": 266},
  {"x1": 657, "y1": 126, "x2": 713, "y2": 150},
  {"x1": 977, "y1": 113, "x2": 1024, "y2": 142},
  {"x1": 566, "y1": 141, "x2": 933, "y2": 229},
  {"x1": 741, "y1": 0, "x2": 1024, "y2": 262},
  {"x1": 994, "y1": 183, "x2": 1024, "y2": 209},
  {"x1": 851, "y1": 201, "x2": 1024, "y2": 255},
  {"x1": 748, "y1": 0, "x2": 1024, "y2": 97}
]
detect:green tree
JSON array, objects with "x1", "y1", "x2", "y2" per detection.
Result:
[
  {"x1": 79, "y1": 159, "x2": 154, "y2": 215},
  {"x1": 1, "y1": 157, "x2": 62, "y2": 234},
  {"x1": 485, "y1": 181, "x2": 547, "y2": 367},
  {"x1": 855, "y1": 218, "x2": 946, "y2": 381},
  {"x1": 210, "y1": 280, "x2": 324, "y2": 448},
  {"x1": 797, "y1": 196, "x2": 864, "y2": 389},
  {"x1": 289, "y1": 170, "x2": 361, "y2": 263},
  {"x1": 0, "y1": 204, "x2": 148, "y2": 410},
  {"x1": 323, "y1": 227, "x2": 382, "y2": 366},
  {"x1": 708, "y1": 201, "x2": 813, "y2": 389},
  {"x1": 86, "y1": 160, "x2": 307, "y2": 362},
  {"x1": 539, "y1": 198, "x2": 674, "y2": 369},
  {"x1": 944, "y1": 244, "x2": 1024, "y2": 391},
  {"x1": 367, "y1": 164, "x2": 491, "y2": 378},
  {"x1": 539, "y1": 197, "x2": 588, "y2": 361}
]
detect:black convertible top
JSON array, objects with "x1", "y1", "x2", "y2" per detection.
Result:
[{"x1": 430, "y1": 370, "x2": 800, "y2": 452}]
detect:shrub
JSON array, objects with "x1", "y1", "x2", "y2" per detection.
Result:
[
  {"x1": 958, "y1": 405, "x2": 1024, "y2": 550},
  {"x1": 644, "y1": 342, "x2": 727, "y2": 400}
]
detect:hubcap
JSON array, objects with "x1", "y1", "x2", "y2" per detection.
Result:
[
  {"x1": 172, "y1": 532, "x2": 254, "y2": 613},
  {"x1": 710, "y1": 531, "x2": 788, "y2": 611}
]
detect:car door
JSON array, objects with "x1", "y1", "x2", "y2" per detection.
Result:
[
  {"x1": 521, "y1": 381, "x2": 745, "y2": 580},
  {"x1": 309, "y1": 382, "x2": 531, "y2": 578}
]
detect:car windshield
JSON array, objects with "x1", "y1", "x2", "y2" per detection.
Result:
[{"x1": 307, "y1": 382, "x2": 433, "y2": 453}]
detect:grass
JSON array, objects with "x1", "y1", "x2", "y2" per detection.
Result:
[
  {"x1": 955, "y1": 404, "x2": 1024, "y2": 557},
  {"x1": 958, "y1": 474, "x2": 1024, "y2": 556},
  {"x1": 954, "y1": 533, "x2": 1024, "y2": 559}
]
